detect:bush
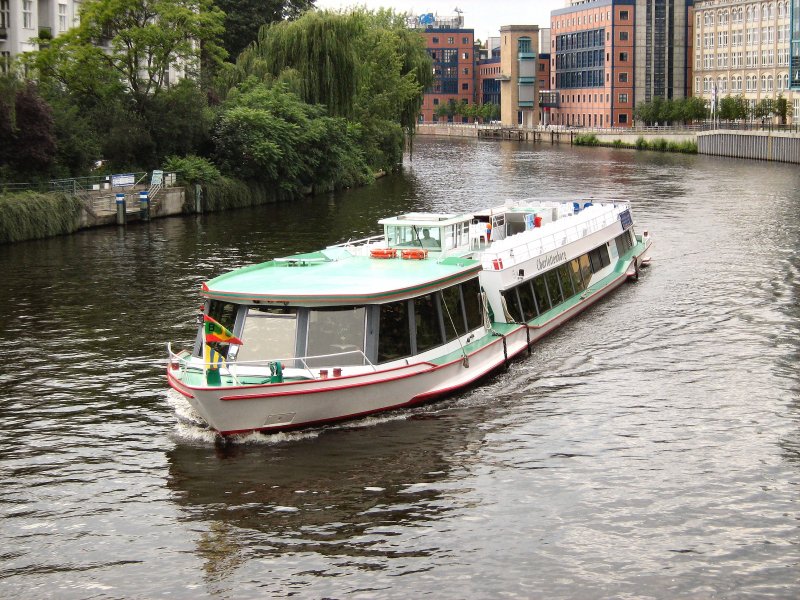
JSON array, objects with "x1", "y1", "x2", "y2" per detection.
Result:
[
  {"x1": 635, "y1": 137, "x2": 648, "y2": 150},
  {"x1": 573, "y1": 134, "x2": 599, "y2": 146},
  {"x1": 163, "y1": 155, "x2": 221, "y2": 185},
  {"x1": 0, "y1": 191, "x2": 82, "y2": 244},
  {"x1": 612, "y1": 139, "x2": 624, "y2": 148}
]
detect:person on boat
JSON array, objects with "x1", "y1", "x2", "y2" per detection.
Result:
[{"x1": 421, "y1": 228, "x2": 439, "y2": 248}]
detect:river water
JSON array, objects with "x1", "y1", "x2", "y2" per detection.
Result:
[{"x1": 1, "y1": 137, "x2": 798, "y2": 598}]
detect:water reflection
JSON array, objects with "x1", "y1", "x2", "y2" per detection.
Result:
[{"x1": 166, "y1": 412, "x2": 486, "y2": 583}]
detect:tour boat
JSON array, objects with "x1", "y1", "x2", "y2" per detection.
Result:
[{"x1": 167, "y1": 199, "x2": 652, "y2": 436}]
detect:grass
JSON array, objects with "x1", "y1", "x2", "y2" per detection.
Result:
[
  {"x1": 0, "y1": 191, "x2": 83, "y2": 244},
  {"x1": 573, "y1": 134, "x2": 697, "y2": 154}
]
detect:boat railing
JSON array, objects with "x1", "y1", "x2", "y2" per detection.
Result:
[
  {"x1": 329, "y1": 234, "x2": 385, "y2": 249},
  {"x1": 480, "y1": 207, "x2": 623, "y2": 271},
  {"x1": 168, "y1": 343, "x2": 378, "y2": 383}
]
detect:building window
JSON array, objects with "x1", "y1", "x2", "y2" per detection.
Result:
[
  {"x1": 619, "y1": 52, "x2": 628, "y2": 61},
  {"x1": 619, "y1": 10, "x2": 629, "y2": 21},
  {"x1": 619, "y1": 72, "x2": 628, "y2": 83},
  {"x1": 448, "y1": 36, "x2": 454, "y2": 44},
  {"x1": 0, "y1": 0, "x2": 9, "y2": 29},
  {"x1": 620, "y1": 31, "x2": 629, "y2": 41},
  {"x1": 619, "y1": 114, "x2": 628, "y2": 124},
  {"x1": 0, "y1": 51, "x2": 10, "y2": 75},
  {"x1": 23, "y1": 0, "x2": 33, "y2": 29},
  {"x1": 619, "y1": 93, "x2": 628, "y2": 103},
  {"x1": 462, "y1": 37, "x2": 469, "y2": 44},
  {"x1": 463, "y1": 67, "x2": 469, "y2": 75},
  {"x1": 462, "y1": 83, "x2": 469, "y2": 90},
  {"x1": 462, "y1": 52, "x2": 469, "y2": 60},
  {"x1": 432, "y1": 37, "x2": 439, "y2": 44},
  {"x1": 58, "y1": 3, "x2": 68, "y2": 32},
  {"x1": 433, "y1": 98, "x2": 439, "y2": 105}
]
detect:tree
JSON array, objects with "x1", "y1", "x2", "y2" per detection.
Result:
[
  {"x1": 213, "y1": 81, "x2": 371, "y2": 194},
  {"x1": 717, "y1": 95, "x2": 739, "y2": 122},
  {"x1": 754, "y1": 98, "x2": 774, "y2": 123},
  {"x1": 683, "y1": 96, "x2": 708, "y2": 122},
  {"x1": 31, "y1": 0, "x2": 226, "y2": 116},
  {"x1": 215, "y1": 0, "x2": 314, "y2": 60},
  {"x1": 232, "y1": 11, "x2": 361, "y2": 117},
  {"x1": 774, "y1": 94, "x2": 791, "y2": 125},
  {"x1": 7, "y1": 83, "x2": 57, "y2": 178}
]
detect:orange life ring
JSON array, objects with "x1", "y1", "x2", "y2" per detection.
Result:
[
  {"x1": 370, "y1": 248, "x2": 397, "y2": 259},
  {"x1": 401, "y1": 249, "x2": 428, "y2": 260}
]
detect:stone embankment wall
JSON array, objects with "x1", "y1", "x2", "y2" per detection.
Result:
[{"x1": 416, "y1": 124, "x2": 800, "y2": 163}]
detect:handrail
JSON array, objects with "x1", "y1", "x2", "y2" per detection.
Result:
[
  {"x1": 167, "y1": 344, "x2": 378, "y2": 381},
  {"x1": 479, "y1": 206, "x2": 623, "y2": 270}
]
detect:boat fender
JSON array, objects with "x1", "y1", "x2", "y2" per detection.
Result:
[{"x1": 633, "y1": 257, "x2": 640, "y2": 281}]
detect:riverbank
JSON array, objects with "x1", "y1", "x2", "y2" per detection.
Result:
[{"x1": 416, "y1": 123, "x2": 800, "y2": 163}]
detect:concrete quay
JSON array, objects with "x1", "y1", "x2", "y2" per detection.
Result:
[{"x1": 416, "y1": 123, "x2": 800, "y2": 163}]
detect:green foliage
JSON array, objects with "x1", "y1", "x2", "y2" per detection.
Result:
[
  {"x1": 774, "y1": 94, "x2": 792, "y2": 124},
  {"x1": 202, "y1": 176, "x2": 259, "y2": 211},
  {"x1": 213, "y1": 81, "x2": 371, "y2": 195},
  {"x1": 573, "y1": 134, "x2": 600, "y2": 146},
  {"x1": 635, "y1": 136, "x2": 648, "y2": 150},
  {"x1": 634, "y1": 97, "x2": 708, "y2": 125},
  {"x1": 612, "y1": 139, "x2": 624, "y2": 148},
  {"x1": 216, "y1": 0, "x2": 314, "y2": 60},
  {"x1": 233, "y1": 11, "x2": 361, "y2": 117},
  {"x1": 0, "y1": 82, "x2": 57, "y2": 180},
  {"x1": 163, "y1": 155, "x2": 221, "y2": 184},
  {"x1": 0, "y1": 192, "x2": 83, "y2": 243},
  {"x1": 29, "y1": 0, "x2": 226, "y2": 115}
]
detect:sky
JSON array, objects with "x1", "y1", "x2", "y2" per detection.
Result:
[{"x1": 313, "y1": 1, "x2": 566, "y2": 41}]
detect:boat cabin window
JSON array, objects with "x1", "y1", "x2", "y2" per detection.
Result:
[
  {"x1": 588, "y1": 245, "x2": 611, "y2": 272},
  {"x1": 198, "y1": 300, "x2": 240, "y2": 358},
  {"x1": 305, "y1": 306, "x2": 366, "y2": 367},
  {"x1": 414, "y1": 293, "x2": 443, "y2": 353},
  {"x1": 386, "y1": 225, "x2": 441, "y2": 249},
  {"x1": 378, "y1": 300, "x2": 412, "y2": 363},
  {"x1": 235, "y1": 307, "x2": 297, "y2": 364},
  {"x1": 377, "y1": 279, "x2": 484, "y2": 363}
]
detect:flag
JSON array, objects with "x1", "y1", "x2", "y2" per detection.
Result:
[
  {"x1": 203, "y1": 315, "x2": 243, "y2": 345},
  {"x1": 204, "y1": 344, "x2": 226, "y2": 370}
]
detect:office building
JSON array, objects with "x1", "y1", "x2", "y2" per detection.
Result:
[
  {"x1": 550, "y1": 0, "x2": 693, "y2": 127},
  {"x1": 693, "y1": 0, "x2": 799, "y2": 122}
]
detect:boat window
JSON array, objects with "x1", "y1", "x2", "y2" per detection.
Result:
[
  {"x1": 386, "y1": 225, "x2": 440, "y2": 249},
  {"x1": 615, "y1": 230, "x2": 634, "y2": 256},
  {"x1": 502, "y1": 289, "x2": 523, "y2": 322},
  {"x1": 208, "y1": 300, "x2": 237, "y2": 333},
  {"x1": 378, "y1": 300, "x2": 412, "y2": 363},
  {"x1": 414, "y1": 293, "x2": 443, "y2": 353},
  {"x1": 202, "y1": 300, "x2": 239, "y2": 358},
  {"x1": 557, "y1": 264, "x2": 575, "y2": 299},
  {"x1": 235, "y1": 307, "x2": 297, "y2": 364},
  {"x1": 545, "y1": 269, "x2": 564, "y2": 306},
  {"x1": 533, "y1": 275, "x2": 551, "y2": 314},
  {"x1": 462, "y1": 278, "x2": 483, "y2": 331},
  {"x1": 588, "y1": 245, "x2": 611, "y2": 273},
  {"x1": 444, "y1": 225, "x2": 455, "y2": 249},
  {"x1": 442, "y1": 284, "x2": 467, "y2": 340},
  {"x1": 578, "y1": 254, "x2": 592, "y2": 285},
  {"x1": 568, "y1": 259, "x2": 586, "y2": 293},
  {"x1": 517, "y1": 281, "x2": 538, "y2": 320},
  {"x1": 306, "y1": 306, "x2": 366, "y2": 367}
]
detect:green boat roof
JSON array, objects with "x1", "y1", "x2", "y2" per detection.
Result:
[{"x1": 202, "y1": 249, "x2": 481, "y2": 305}]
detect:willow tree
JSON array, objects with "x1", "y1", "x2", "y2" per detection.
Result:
[{"x1": 235, "y1": 11, "x2": 362, "y2": 117}]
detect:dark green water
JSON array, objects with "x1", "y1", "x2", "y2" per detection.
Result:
[{"x1": 1, "y1": 137, "x2": 798, "y2": 598}]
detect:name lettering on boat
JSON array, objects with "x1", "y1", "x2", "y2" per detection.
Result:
[{"x1": 536, "y1": 251, "x2": 567, "y2": 272}]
